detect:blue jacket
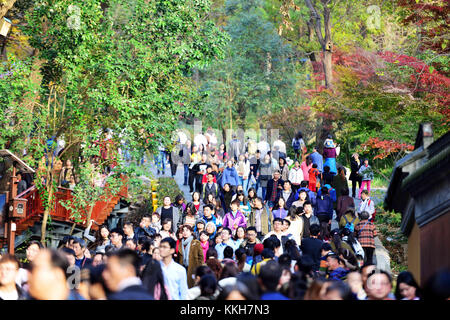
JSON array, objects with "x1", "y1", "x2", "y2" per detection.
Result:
[
  {"x1": 315, "y1": 194, "x2": 334, "y2": 218},
  {"x1": 295, "y1": 187, "x2": 316, "y2": 206},
  {"x1": 309, "y1": 151, "x2": 323, "y2": 172},
  {"x1": 201, "y1": 214, "x2": 219, "y2": 227},
  {"x1": 221, "y1": 166, "x2": 240, "y2": 187}
]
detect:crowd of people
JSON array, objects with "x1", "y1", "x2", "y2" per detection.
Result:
[{"x1": 1, "y1": 131, "x2": 448, "y2": 300}]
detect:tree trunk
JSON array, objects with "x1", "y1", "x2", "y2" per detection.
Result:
[{"x1": 40, "y1": 185, "x2": 54, "y2": 246}]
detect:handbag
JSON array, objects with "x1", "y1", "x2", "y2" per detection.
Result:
[{"x1": 249, "y1": 175, "x2": 257, "y2": 185}]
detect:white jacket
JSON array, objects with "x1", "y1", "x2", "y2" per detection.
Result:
[
  {"x1": 236, "y1": 160, "x2": 250, "y2": 178},
  {"x1": 289, "y1": 167, "x2": 304, "y2": 185}
]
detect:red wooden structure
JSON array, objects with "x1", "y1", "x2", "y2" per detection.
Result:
[{"x1": 1, "y1": 177, "x2": 128, "y2": 250}]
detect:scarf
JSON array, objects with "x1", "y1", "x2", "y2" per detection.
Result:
[{"x1": 181, "y1": 235, "x2": 194, "y2": 267}]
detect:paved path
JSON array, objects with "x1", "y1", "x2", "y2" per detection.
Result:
[{"x1": 147, "y1": 156, "x2": 391, "y2": 272}]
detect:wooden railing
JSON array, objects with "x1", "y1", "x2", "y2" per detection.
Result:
[{"x1": 13, "y1": 176, "x2": 128, "y2": 235}]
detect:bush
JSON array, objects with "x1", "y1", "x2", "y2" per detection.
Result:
[{"x1": 156, "y1": 177, "x2": 184, "y2": 207}]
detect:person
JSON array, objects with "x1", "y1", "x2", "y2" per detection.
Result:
[
  {"x1": 201, "y1": 203, "x2": 219, "y2": 227},
  {"x1": 202, "y1": 173, "x2": 220, "y2": 203},
  {"x1": 339, "y1": 208, "x2": 360, "y2": 233},
  {"x1": 150, "y1": 212, "x2": 162, "y2": 234},
  {"x1": 336, "y1": 188, "x2": 355, "y2": 222},
  {"x1": 332, "y1": 167, "x2": 348, "y2": 199},
  {"x1": 357, "y1": 158, "x2": 374, "y2": 199},
  {"x1": 189, "y1": 191, "x2": 204, "y2": 216},
  {"x1": 156, "y1": 196, "x2": 181, "y2": 233},
  {"x1": 315, "y1": 187, "x2": 334, "y2": 240},
  {"x1": 180, "y1": 140, "x2": 192, "y2": 186},
  {"x1": 323, "y1": 280, "x2": 353, "y2": 300},
  {"x1": 228, "y1": 134, "x2": 242, "y2": 162},
  {"x1": 300, "y1": 156, "x2": 312, "y2": 183},
  {"x1": 217, "y1": 143, "x2": 228, "y2": 163},
  {"x1": 346, "y1": 271, "x2": 367, "y2": 300},
  {"x1": 309, "y1": 146, "x2": 323, "y2": 173},
  {"x1": 192, "y1": 154, "x2": 211, "y2": 193},
  {"x1": 308, "y1": 164, "x2": 320, "y2": 192},
  {"x1": 72, "y1": 238, "x2": 92, "y2": 269},
  {"x1": 349, "y1": 153, "x2": 362, "y2": 198},
  {"x1": 28, "y1": 249, "x2": 85, "y2": 300},
  {"x1": 340, "y1": 228, "x2": 365, "y2": 261},
  {"x1": 101, "y1": 249, "x2": 153, "y2": 300},
  {"x1": 236, "y1": 154, "x2": 250, "y2": 194},
  {"x1": 259, "y1": 261, "x2": 290, "y2": 300},
  {"x1": 366, "y1": 270, "x2": 394, "y2": 300},
  {"x1": 292, "y1": 189, "x2": 308, "y2": 209},
  {"x1": 236, "y1": 191, "x2": 252, "y2": 218},
  {"x1": 279, "y1": 180, "x2": 296, "y2": 209},
  {"x1": 234, "y1": 226, "x2": 246, "y2": 247},
  {"x1": 173, "y1": 194, "x2": 187, "y2": 216},
  {"x1": 358, "y1": 190, "x2": 376, "y2": 222},
  {"x1": 285, "y1": 206, "x2": 304, "y2": 247},
  {"x1": 248, "y1": 197, "x2": 272, "y2": 239},
  {"x1": 59, "y1": 159, "x2": 75, "y2": 188},
  {"x1": 258, "y1": 154, "x2": 275, "y2": 201},
  {"x1": 135, "y1": 214, "x2": 157, "y2": 240},
  {"x1": 215, "y1": 227, "x2": 238, "y2": 260},
  {"x1": 176, "y1": 225, "x2": 204, "y2": 288},
  {"x1": 16, "y1": 172, "x2": 28, "y2": 195},
  {"x1": 107, "y1": 228, "x2": 124, "y2": 251},
  {"x1": 239, "y1": 227, "x2": 261, "y2": 258},
  {"x1": 257, "y1": 136, "x2": 270, "y2": 159},
  {"x1": 329, "y1": 229, "x2": 355, "y2": 257},
  {"x1": 271, "y1": 197, "x2": 288, "y2": 220},
  {"x1": 323, "y1": 136, "x2": 338, "y2": 175},
  {"x1": 289, "y1": 160, "x2": 304, "y2": 195},
  {"x1": 90, "y1": 225, "x2": 110, "y2": 254},
  {"x1": 394, "y1": 271, "x2": 422, "y2": 300},
  {"x1": 182, "y1": 203, "x2": 199, "y2": 228},
  {"x1": 354, "y1": 211, "x2": 377, "y2": 265},
  {"x1": 248, "y1": 151, "x2": 261, "y2": 192},
  {"x1": 221, "y1": 160, "x2": 239, "y2": 192},
  {"x1": 159, "y1": 237, "x2": 188, "y2": 300},
  {"x1": 0, "y1": 254, "x2": 26, "y2": 300},
  {"x1": 198, "y1": 231, "x2": 210, "y2": 263},
  {"x1": 265, "y1": 170, "x2": 284, "y2": 209},
  {"x1": 159, "y1": 219, "x2": 177, "y2": 241},
  {"x1": 301, "y1": 201, "x2": 319, "y2": 239},
  {"x1": 278, "y1": 157, "x2": 289, "y2": 182},
  {"x1": 263, "y1": 218, "x2": 293, "y2": 255},
  {"x1": 222, "y1": 199, "x2": 247, "y2": 236},
  {"x1": 292, "y1": 131, "x2": 305, "y2": 160},
  {"x1": 220, "y1": 183, "x2": 234, "y2": 214},
  {"x1": 123, "y1": 222, "x2": 138, "y2": 243},
  {"x1": 189, "y1": 145, "x2": 201, "y2": 193},
  {"x1": 187, "y1": 265, "x2": 214, "y2": 300},
  {"x1": 322, "y1": 166, "x2": 334, "y2": 186},
  {"x1": 326, "y1": 253, "x2": 349, "y2": 281},
  {"x1": 300, "y1": 224, "x2": 323, "y2": 272},
  {"x1": 141, "y1": 257, "x2": 170, "y2": 300}
]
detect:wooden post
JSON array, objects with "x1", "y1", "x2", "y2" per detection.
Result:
[{"x1": 6, "y1": 220, "x2": 15, "y2": 254}]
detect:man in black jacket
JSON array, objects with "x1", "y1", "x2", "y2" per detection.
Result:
[
  {"x1": 264, "y1": 170, "x2": 284, "y2": 209},
  {"x1": 103, "y1": 249, "x2": 154, "y2": 300},
  {"x1": 300, "y1": 224, "x2": 323, "y2": 272}
]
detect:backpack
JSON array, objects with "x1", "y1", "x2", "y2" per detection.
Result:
[
  {"x1": 292, "y1": 138, "x2": 301, "y2": 150},
  {"x1": 343, "y1": 215, "x2": 357, "y2": 233}
]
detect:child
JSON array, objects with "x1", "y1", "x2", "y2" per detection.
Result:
[
  {"x1": 150, "y1": 212, "x2": 162, "y2": 233},
  {"x1": 354, "y1": 211, "x2": 377, "y2": 265},
  {"x1": 308, "y1": 164, "x2": 320, "y2": 192}
]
